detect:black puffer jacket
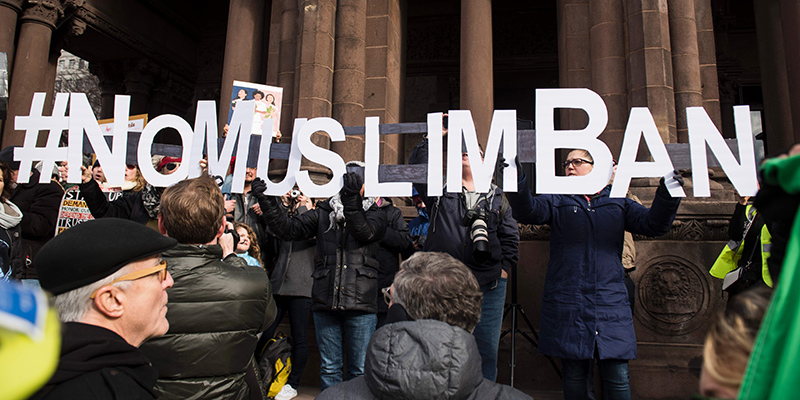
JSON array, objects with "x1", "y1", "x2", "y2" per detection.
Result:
[
  {"x1": 139, "y1": 244, "x2": 277, "y2": 400},
  {"x1": 376, "y1": 198, "x2": 412, "y2": 313},
  {"x1": 260, "y1": 195, "x2": 386, "y2": 313},
  {"x1": 316, "y1": 320, "x2": 532, "y2": 400}
]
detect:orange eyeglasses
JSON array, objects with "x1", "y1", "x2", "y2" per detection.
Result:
[{"x1": 90, "y1": 260, "x2": 168, "y2": 299}]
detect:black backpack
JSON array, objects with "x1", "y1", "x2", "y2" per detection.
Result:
[{"x1": 257, "y1": 333, "x2": 293, "y2": 398}]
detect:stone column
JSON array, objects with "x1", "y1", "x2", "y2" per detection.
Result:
[
  {"x1": 363, "y1": 0, "x2": 404, "y2": 165},
  {"x1": 218, "y1": 0, "x2": 266, "y2": 133},
  {"x1": 266, "y1": 0, "x2": 283, "y2": 86},
  {"x1": 694, "y1": 0, "x2": 721, "y2": 131},
  {"x1": 123, "y1": 59, "x2": 159, "y2": 116},
  {"x1": 294, "y1": 0, "x2": 336, "y2": 176},
  {"x1": 2, "y1": 0, "x2": 62, "y2": 147},
  {"x1": 589, "y1": 0, "x2": 627, "y2": 157},
  {"x1": 460, "y1": 0, "x2": 493, "y2": 146},
  {"x1": 558, "y1": 0, "x2": 591, "y2": 130},
  {"x1": 0, "y1": 0, "x2": 24, "y2": 72},
  {"x1": 90, "y1": 61, "x2": 125, "y2": 119},
  {"x1": 668, "y1": 0, "x2": 703, "y2": 144},
  {"x1": 626, "y1": 0, "x2": 676, "y2": 143},
  {"x1": 277, "y1": 0, "x2": 298, "y2": 135},
  {"x1": 754, "y1": 0, "x2": 794, "y2": 154},
  {"x1": 780, "y1": 0, "x2": 800, "y2": 145},
  {"x1": 331, "y1": 0, "x2": 365, "y2": 163}
]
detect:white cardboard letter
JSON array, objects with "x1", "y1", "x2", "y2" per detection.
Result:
[
  {"x1": 688, "y1": 106, "x2": 757, "y2": 197},
  {"x1": 365, "y1": 116, "x2": 411, "y2": 197},
  {"x1": 264, "y1": 119, "x2": 304, "y2": 196},
  {"x1": 610, "y1": 108, "x2": 685, "y2": 198},
  {"x1": 138, "y1": 115, "x2": 194, "y2": 187},
  {"x1": 426, "y1": 113, "x2": 444, "y2": 196},
  {"x1": 535, "y1": 88, "x2": 613, "y2": 194},
  {"x1": 295, "y1": 118, "x2": 346, "y2": 198}
]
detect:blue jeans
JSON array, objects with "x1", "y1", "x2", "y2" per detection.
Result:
[
  {"x1": 313, "y1": 310, "x2": 376, "y2": 391},
  {"x1": 562, "y1": 358, "x2": 631, "y2": 400},
  {"x1": 472, "y1": 277, "x2": 507, "y2": 382}
]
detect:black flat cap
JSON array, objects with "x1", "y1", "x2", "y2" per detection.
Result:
[
  {"x1": 37, "y1": 218, "x2": 178, "y2": 296},
  {"x1": 0, "y1": 146, "x2": 20, "y2": 170}
]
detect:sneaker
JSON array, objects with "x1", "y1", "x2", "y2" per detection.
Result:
[{"x1": 274, "y1": 384, "x2": 298, "y2": 400}]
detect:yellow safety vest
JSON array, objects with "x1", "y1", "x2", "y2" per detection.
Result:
[{"x1": 710, "y1": 205, "x2": 773, "y2": 287}]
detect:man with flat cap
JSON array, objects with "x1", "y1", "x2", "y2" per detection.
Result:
[{"x1": 30, "y1": 218, "x2": 178, "y2": 399}]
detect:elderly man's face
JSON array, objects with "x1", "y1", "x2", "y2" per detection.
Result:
[{"x1": 123, "y1": 255, "x2": 173, "y2": 344}]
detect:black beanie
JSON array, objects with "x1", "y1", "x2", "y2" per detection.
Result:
[
  {"x1": 37, "y1": 218, "x2": 178, "y2": 296},
  {"x1": 0, "y1": 146, "x2": 20, "y2": 170}
]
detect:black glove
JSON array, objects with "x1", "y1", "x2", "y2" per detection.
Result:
[
  {"x1": 341, "y1": 172, "x2": 363, "y2": 197},
  {"x1": 250, "y1": 177, "x2": 267, "y2": 200},
  {"x1": 657, "y1": 170, "x2": 684, "y2": 197},
  {"x1": 659, "y1": 170, "x2": 684, "y2": 187}
]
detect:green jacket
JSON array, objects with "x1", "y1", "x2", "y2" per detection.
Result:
[{"x1": 140, "y1": 244, "x2": 277, "y2": 400}]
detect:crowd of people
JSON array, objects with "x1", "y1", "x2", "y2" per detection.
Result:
[{"x1": 0, "y1": 137, "x2": 798, "y2": 400}]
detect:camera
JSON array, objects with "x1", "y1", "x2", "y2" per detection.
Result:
[
  {"x1": 224, "y1": 225, "x2": 240, "y2": 250},
  {"x1": 291, "y1": 189, "x2": 301, "y2": 199},
  {"x1": 461, "y1": 207, "x2": 490, "y2": 256}
]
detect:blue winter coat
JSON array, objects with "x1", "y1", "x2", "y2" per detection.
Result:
[{"x1": 507, "y1": 177, "x2": 680, "y2": 360}]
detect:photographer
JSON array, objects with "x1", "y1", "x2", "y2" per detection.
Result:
[
  {"x1": 408, "y1": 136, "x2": 519, "y2": 382},
  {"x1": 251, "y1": 167, "x2": 386, "y2": 391}
]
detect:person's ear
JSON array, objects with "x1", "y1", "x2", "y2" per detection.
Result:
[
  {"x1": 158, "y1": 214, "x2": 168, "y2": 236},
  {"x1": 92, "y1": 287, "x2": 125, "y2": 319},
  {"x1": 215, "y1": 222, "x2": 225, "y2": 240}
]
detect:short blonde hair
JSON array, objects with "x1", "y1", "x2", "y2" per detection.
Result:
[{"x1": 702, "y1": 287, "x2": 770, "y2": 393}]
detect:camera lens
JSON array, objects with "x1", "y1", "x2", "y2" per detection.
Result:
[{"x1": 470, "y1": 219, "x2": 490, "y2": 253}]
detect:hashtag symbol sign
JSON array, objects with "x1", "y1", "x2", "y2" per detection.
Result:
[{"x1": 14, "y1": 92, "x2": 70, "y2": 184}]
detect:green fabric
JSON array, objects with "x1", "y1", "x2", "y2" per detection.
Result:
[{"x1": 738, "y1": 154, "x2": 800, "y2": 399}]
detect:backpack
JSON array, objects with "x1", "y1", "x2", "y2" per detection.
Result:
[{"x1": 257, "y1": 333, "x2": 293, "y2": 398}]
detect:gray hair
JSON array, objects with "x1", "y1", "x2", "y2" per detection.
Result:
[
  {"x1": 393, "y1": 252, "x2": 483, "y2": 333},
  {"x1": 53, "y1": 265, "x2": 134, "y2": 322}
]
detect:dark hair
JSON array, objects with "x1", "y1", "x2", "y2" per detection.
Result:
[
  {"x1": 252, "y1": 90, "x2": 265, "y2": 100},
  {"x1": 567, "y1": 149, "x2": 593, "y2": 163},
  {"x1": 0, "y1": 161, "x2": 13, "y2": 201},
  {"x1": 159, "y1": 176, "x2": 225, "y2": 244},
  {"x1": 393, "y1": 252, "x2": 483, "y2": 332}
]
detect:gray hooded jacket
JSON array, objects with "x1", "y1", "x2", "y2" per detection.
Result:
[{"x1": 316, "y1": 320, "x2": 532, "y2": 400}]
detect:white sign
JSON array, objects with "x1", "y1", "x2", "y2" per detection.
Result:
[{"x1": 14, "y1": 89, "x2": 759, "y2": 198}]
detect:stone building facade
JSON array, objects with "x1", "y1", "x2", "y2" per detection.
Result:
[{"x1": 1, "y1": 0, "x2": 798, "y2": 397}]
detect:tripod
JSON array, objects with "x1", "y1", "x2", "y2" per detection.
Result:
[{"x1": 500, "y1": 263, "x2": 561, "y2": 387}]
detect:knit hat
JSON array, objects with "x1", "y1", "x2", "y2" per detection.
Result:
[
  {"x1": 0, "y1": 146, "x2": 20, "y2": 170},
  {"x1": 37, "y1": 218, "x2": 177, "y2": 295}
]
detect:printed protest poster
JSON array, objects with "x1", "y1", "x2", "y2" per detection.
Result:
[
  {"x1": 55, "y1": 186, "x2": 93, "y2": 235},
  {"x1": 54, "y1": 185, "x2": 123, "y2": 235},
  {"x1": 229, "y1": 80, "x2": 282, "y2": 137}
]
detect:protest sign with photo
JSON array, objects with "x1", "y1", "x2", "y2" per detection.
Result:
[{"x1": 229, "y1": 80, "x2": 282, "y2": 137}]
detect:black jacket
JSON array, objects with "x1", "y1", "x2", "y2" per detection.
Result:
[
  {"x1": 10, "y1": 169, "x2": 64, "y2": 280},
  {"x1": 260, "y1": 195, "x2": 386, "y2": 313},
  {"x1": 316, "y1": 320, "x2": 532, "y2": 400},
  {"x1": 376, "y1": 198, "x2": 412, "y2": 313},
  {"x1": 31, "y1": 322, "x2": 158, "y2": 400},
  {"x1": 139, "y1": 244, "x2": 277, "y2": 400},
  {"x1": 79, "y1": 179, "x2": 152, "y2": 225},
  {"x1": 408, "y1": 139, "x2": 520, "y2": 286}
]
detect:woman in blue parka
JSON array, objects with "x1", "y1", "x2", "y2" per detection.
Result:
[{"x1": 507, "y1": 149, "x2": 682, "y2": 400}]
